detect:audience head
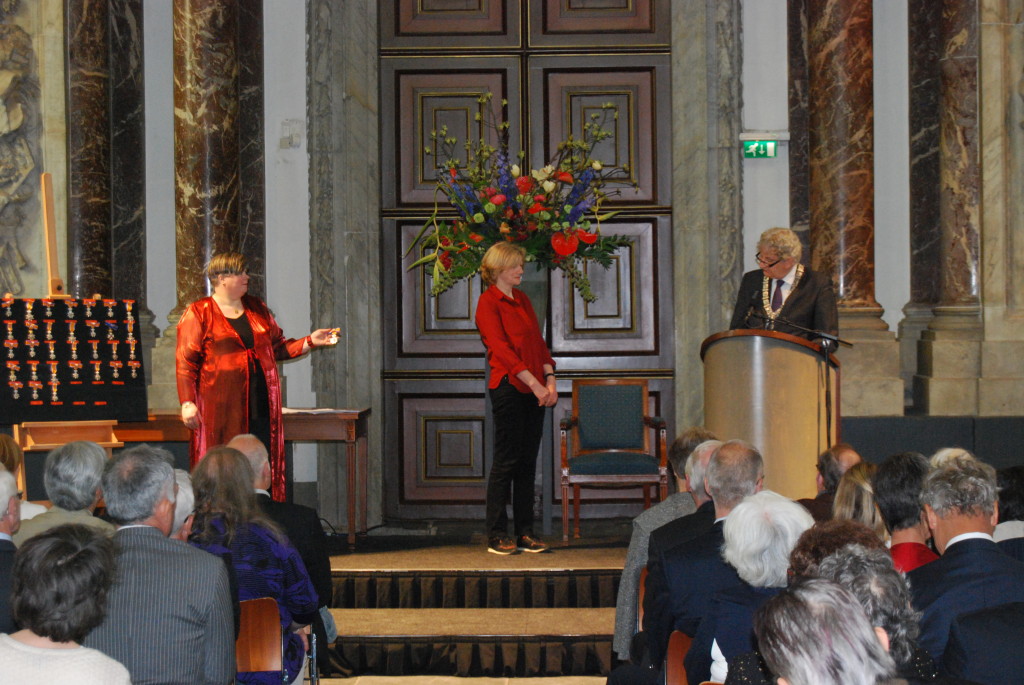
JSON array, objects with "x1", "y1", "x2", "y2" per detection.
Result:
[
  {"x1": 226, "y1": 433, "x2": 270, "y2": 489},
  {"x1": 170, "y1": 469, "x2": 195, "y2": 541},
  {"x1": 0, "y1": 433, "x2": 24, "y2": 475},
  {"x1": 921, "y1": 458, "x2": 998, "y2": 552},
  {"x1": 997, "y1": 465, "x2": 1024, "y2": 524},
  {"x1": 684, "y1": 439, "x2": 722, "y2": 505},
  {"x1": 0, "y1": 467, "x2": 19, "y2": 534},
  {"x1": 929, "y1": 446, "x2": 975, "y2": 469},
  {"x1": 191, "y1": 445, "x2": 278, "y2": 545},
  {"x1": 755, "y1": 577, "x2": 895, "y2": 685},
  {"x1": 832, "y1": 461, "x2": 887, "y2": 541},
  {"x1": 11, "y1": 524, "x2": 115, "y2": 644},
  {"x1": 872, "y1": 452, "x2": 930, "y2": 535},
  {"x1": 789, "y1": 519, "x2": 887, "y2": 580},
  {"x1": 816, "y1": 442, "x2": 862, "y2": 495},
  {"x1": 723, "y1": 490, "x2": 814, "y2": 588},
  {"x1": 817, "y1": 544, "x2": 921, "y2": 669},
  {"x1": 44, "y1": 440, "x2": 106, "y2": 511},
  {"x1": 668, "y1": 426, "x2": 717, "y2": 481},
  {"x1": 705, "y1": 439, "x2": 764, "y2": 512},
  {"x1": 102, "y1": 445, "x2": 176, "y2": 531}
]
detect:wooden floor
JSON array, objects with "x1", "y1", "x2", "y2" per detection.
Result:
[
  {"x1": 322, "y1": 678, "x2": 605, "y2": 684},
  {"x1": 330, "y1": 607, "x2": 615, "y2": 638}
]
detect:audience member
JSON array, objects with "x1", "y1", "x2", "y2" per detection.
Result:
[
  {"x1": 619, "y1": 440, "x2": 763, "y2": 684},
  {"x1": 227, "y1": 432, "x2": 335, "y2": 672},
  {"x1": 190, "y1": 445, "x2": 319, "y2": 685},
  {"x1": 0, "y1": 467, "x2": 20, "y2": 633},
  {"x1": 929, "y1": 447, "x2": 975, "y2": 469},
  {"x1": 832, "y1": 461, "x2": 888, "y2": 541},
  {"x1": 612, "y1": 428, "x2": 719, "y2": 660},
  {"x1": 13, "y1": 441, "x2": 114, "y2": 546},
  {"x1": 0, "y1": 435, "x2": 45, "y2": 520},
  {"x1": 873, "y1": 452, "x2": 938, "y2": 572},
  {"x1": 943, "y1": 601, "x2": 1024, "y2": 684},
  {"x1": 908, "y1": 458, "x2": 1024, "y2": 664},
  {"x1": 84, "y1": 444, "x2": 235, "y2": 685},
  {"x1": 754, "y1": 578, "x2": 896, "y2": 685},
  {"x1": 788, "y1": 518, "x2": 887, "y2": 580},
  {"x1": 818, "y1": 544, "x2": 935, "y2": 681},
  {"x1": 170, "y1": 469, "x2": 195, "y2": 542},
  {"x1": 687, "y1": 490, "x2": 813, "y2": 684},
  {"x1": 795, "y1": 442, "x2": 861, "y2": 522},
  {"x1": 1, "y1": 524, "x2": 130, "y2": 683},
  {"x1": 994, "y1": 465, "x2": 1024, "y2": 541}
]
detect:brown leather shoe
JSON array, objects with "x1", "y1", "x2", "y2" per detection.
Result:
[
  {"x1": 516, "y1": 534, "x2": 549, "y2": 553},
  {"x1": 487, "y1": 536, "x2": 517, "y2": 555}
]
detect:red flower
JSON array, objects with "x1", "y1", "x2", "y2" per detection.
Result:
[
  {"x1": 469, "y1": 233, "x2": 484, "y2": 243},
  {"x1": 551, "y1": 231, "x2": 580, "y2": 256},
  {"x1": 533, "y1": 194, "x2": 546, "y2": 203},
  {"x1": 515, "y1": 176, "x2": 534, "y2": 194},
  {"x1": 527, "y1": 204, "x2": 547, "y2": 215},
  {"x1": 491, "y1": 194, "x2": 506, "y2": 205},
  {"x1": 577, "y1": 229, "x2": 598, "y2": 245},
  {"x1": 438, "y1": 251, "x2": 453, "y2": 269},
  {"x1": 555, "y1": 171, "x2": 573, "y2": 183},
  {"x1": 483, "y1": 186, "x2": 497, "y2": 196},
  {"x1": 449, "y1": 168, "x2": 457, "y2": 181}
]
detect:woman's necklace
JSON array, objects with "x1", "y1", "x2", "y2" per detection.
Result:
[{"x1": 213, "y1": 295, "x2": 244, "y2": 318}]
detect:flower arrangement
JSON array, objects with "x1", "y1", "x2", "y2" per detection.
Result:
[{"x1": 406, "y1": 94, "x2": 634, "y2": 302}]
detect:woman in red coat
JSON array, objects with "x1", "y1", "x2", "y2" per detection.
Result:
[{"x1": 176, "y1": 253, "x2": 336, "y2": 500}]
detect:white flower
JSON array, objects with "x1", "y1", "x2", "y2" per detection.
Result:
[
  {"x1": 511, "y1": 164, "x2": 521, "y2": 177},
  {"x1": 591, "y1": 160, "x2": 603, "y2": 171},
  {"x1": 542, "y1": 180, "x2": 556, "y2": 193}
]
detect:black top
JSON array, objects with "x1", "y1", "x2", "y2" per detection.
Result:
[{"x1": 227, "y1": 314, "x2": 271, "y2": 448}]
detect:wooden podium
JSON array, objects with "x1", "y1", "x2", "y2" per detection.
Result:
[{"x1": 701, "y1": 329, "x2": 839, "y2": 500}]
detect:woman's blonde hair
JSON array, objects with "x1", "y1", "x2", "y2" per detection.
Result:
[
  {"x1": 833, "y1": 461, "x2": 888, "y2": 542},
  {"x1": 480, "y1": 242, "x2": 526, "y2": 286},
  {"x1": 758, "y1": 227, "x2": 802, "y2": 262},
  {"x1": 206, "y1": 252, "x2": 248, "y2": 286}
]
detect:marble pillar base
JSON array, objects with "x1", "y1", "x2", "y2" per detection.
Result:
[
  {"x1": 978, "y1": 341, "x2": 1024, "y2": 415},
  {"x1": 146, "y1": 319, "x2": 181, "y2": 411},
  {"x1": 897, "y1": 304, "x2": 934, "y2": 409},
  {"x1": 912, "y1": 308, "x2": 982, "y2": 415},
  {"x1": 835, "y1": 310, "x2": 904, "y2": 416}
]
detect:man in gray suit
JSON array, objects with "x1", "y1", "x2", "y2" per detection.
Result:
[
  {"x1": 612, "y1": 430, "x2": 720, "y2": 660},
  {"x1": 85, "y1": 445, "x2": 234, "y2": 685}
]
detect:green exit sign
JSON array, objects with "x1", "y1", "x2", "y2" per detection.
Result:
[{"x1": 743, "y1": 140, "x2": 778, "y2": 158}]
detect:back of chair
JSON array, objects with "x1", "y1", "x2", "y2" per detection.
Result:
[
  {"x1": 664, "y1": 630, "x2": 693, "y2": 685},
  {"x1": 237, "y1": 597, "x2": 283, "y2": 673},
  {"x1": 573, "y1": 379, "x2": 649, "y2": 455}
]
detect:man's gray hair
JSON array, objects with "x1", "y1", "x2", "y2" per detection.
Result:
[
  {"x1": 0, "y1": 467, "x2": 16, "y2": 509},
  {"x1": 684, "y1": 440, "x2": 721, "y2": 494},
  {"x1": 758, "y1": 227, "x2": 802, "y2": 262},
  {"x1": 171, "y1": 469, "x2": 195, "y2": 537},
  {"x1": 817, "y1": 544, "x2": 921, "y2": 668},
  {"x1": 755, "y1": 577, "x2": 895, "y2": 685},
  {"x1": 921, "y1": 458, "x2": 998, "y2": 518},
  {"x1": 102, "y1": 445, "x2": 176, "y2": 525},
  {"x1": 705, "y1": 439, "x2": 764, "y2": 509},
  {"x1": 44, "y1": 441, "x2": 106, "y2": 511},
  {"x1": 723, "y1": 490, "x2": 814, "y2": 588}
]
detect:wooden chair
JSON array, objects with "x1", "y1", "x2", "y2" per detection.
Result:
[
  {"x1": 559, "y1": 379, "x2": 669, "y2": 541},
  {"x1": 664, "y1": 630, "x2": 693, "y2": 685},
  {"x1": 236, "y1": 597, "x2": 283, "y2": 674}
]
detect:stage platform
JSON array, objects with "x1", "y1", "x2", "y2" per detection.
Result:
[{"x1": 324, "y1": 523, "x2": 629, "y2": 678}]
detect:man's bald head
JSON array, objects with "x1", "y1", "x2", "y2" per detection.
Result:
[
  {"x1": 705, "y1": 440, "x2": 765, "y2": 513},
  {"x1": 226, "y1": 434, "x2": 269, "y2": 489},
  {"x1": 816, "y1": 443, "x2": 862, "y2": 494}
]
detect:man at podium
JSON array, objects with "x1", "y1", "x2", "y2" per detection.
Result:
[{"x1": 729, "y1": 227, "x2": 837, "y2": 342}]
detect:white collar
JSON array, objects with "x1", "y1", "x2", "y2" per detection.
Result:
[{"x1": 945, "y1": 531, "x2": 994, "y2": 549}]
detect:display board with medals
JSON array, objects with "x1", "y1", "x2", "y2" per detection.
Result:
[{"x1": 2, "y1": 296, "x2": 147, "y2": 422}]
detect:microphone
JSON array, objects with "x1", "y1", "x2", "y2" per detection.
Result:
[{"x1": 744, "y1": 290, "x2": 761, "y2": 328}]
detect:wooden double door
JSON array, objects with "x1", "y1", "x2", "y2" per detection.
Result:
[{"x1": 380, "y1": 1, "x2": 676, "y2": 522}]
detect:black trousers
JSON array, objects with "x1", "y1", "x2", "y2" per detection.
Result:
[{"x1": 486, "y1": 377, "x2": 546, "y2": 538}]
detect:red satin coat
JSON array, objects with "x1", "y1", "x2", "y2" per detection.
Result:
[{"x1": 176, "y1": 295, "x2": 307, "y2": 500}]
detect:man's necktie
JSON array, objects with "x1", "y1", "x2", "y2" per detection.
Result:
[{"x1": 772, "y1": 279, "x2": 784, "y2": 312}]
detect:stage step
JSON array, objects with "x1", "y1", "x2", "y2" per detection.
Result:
[
  {"x1": 321, "y1": 678, "x2": 605, "y2": 684},
  {"x1": 326, "y1": 607, "x2": 615, "y2": 678}
]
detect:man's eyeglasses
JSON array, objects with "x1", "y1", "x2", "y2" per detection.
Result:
[{"x1": 756, "y1": 253, "x2": 782, "y2": 268}]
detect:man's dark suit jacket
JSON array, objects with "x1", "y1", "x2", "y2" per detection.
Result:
[
  {"x1": 943, "y1": 601, "x2": 1024, "y2": 683},
  {"x1": 645, "y1": 499, "x2": 716, "y2": 574},
  {"x1": 0, "y1": 538, "x2": 15, "y2": 633},
  {"x1": 642, "y1": 521, "x2": 743, "y2": 670},
  {"x1": 729, "y1": 267, "x2": 838, "y2": 339},
  {"x1": 258, "y1": 492, "x2": 334, "y2": 672},
  {"x1": 998, "y1": 536, "x2": 1024, "y2": 562},
  {"x1": 908, "y1": 537, "x2": 1024, "y2": 665}
]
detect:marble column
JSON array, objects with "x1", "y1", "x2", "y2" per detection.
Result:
[
  {"x1": 236, "y1": 0, "x2": 266, "y2": 301},
  {"x1": 787, "y1": 0, "x2": 811, "y2": 256},
  {"x1": 899, "y1": 0, "x2": 942, "y2": 407},
  {"x1": 805, "y1": 0, "x2": 902, "y2": 415},
  {"x1": 913, "y1": 0, "x2": 984, "y2": 414},
  {"x1": 65, "y1": 0, "x2": 112, "y2": 298},
  {"x1": 171, "y1": 0, "x2": 240, "y2": 315}
]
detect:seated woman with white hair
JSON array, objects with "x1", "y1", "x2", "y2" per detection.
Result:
[{"x1": 685, "y1": 490, "x2": 814, "y2": 684}]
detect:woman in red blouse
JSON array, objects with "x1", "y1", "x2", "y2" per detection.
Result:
[
  {"x1": 475, "y1": 243, "x2": 557, "y2": 555},
  {"x1": 176, "y1": 253, "x2": 335, "y2": 500}
]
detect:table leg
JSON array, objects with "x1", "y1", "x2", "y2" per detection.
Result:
[{"x1": 347, "y1": 438, "x2": 357, "y2": 546}]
